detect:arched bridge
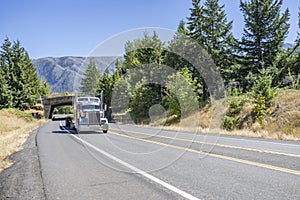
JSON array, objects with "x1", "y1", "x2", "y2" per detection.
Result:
[{"x1": 42, "y1": 95, "x2": 75, "y2": 119}]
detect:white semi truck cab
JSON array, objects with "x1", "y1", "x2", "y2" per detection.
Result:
[{"x1": 73, "y1": 95, "x2": 108, "y2": 134}]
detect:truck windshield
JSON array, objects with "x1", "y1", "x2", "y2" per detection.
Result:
[{"x1": 82, "y1": 105, "x2": 100, "y2": 110}]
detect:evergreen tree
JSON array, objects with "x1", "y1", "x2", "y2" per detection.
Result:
[
  {"x1": 121, "y1": 32, "x2": 167, "y2": 123},
  {"x1": 0, "y1": 60, "x2": 13, "y2": 109},
  {"x1": 79, "y1": 61, "x2": 100, "y2": 95},
  {"x1": 111, "y1": 74, "x2": 131, "y2": 113},
  {"x1": 238, "y1": 0, "x2": 290, "y2": 88},
  {"x1": 97, "y1": 68, "x2": 117, "y2": 107},
  {"x1": 40, "y1": 78, "x2": 51, "y2": 96},
  {"x1": 122, "y1": 32, "x2": 165, "y2": 74},
  {"x1": 19, "y1": 42, "x2": 41, "y2": 99},
  {"x1": 187, "y1": 0, "x2": 237, "y2": 83},
  {"x1": 0, "y1": 38, "x2": 41, "y2": 109},
  {"x1": 295, "y1": 8, "x2": 300, "y2": 76},
  {"x1": 165, "y1": 20, "x2": 204, "y2": 101},
  {"x1": 187, "y1": 0, "x2": 205, "y2": 44},
  {"x1": 177, "y1": 19, "x2": 188, "y2": 35},
  {"x1": 163, "y1": 67, "x2": 199, "y2": 120}
]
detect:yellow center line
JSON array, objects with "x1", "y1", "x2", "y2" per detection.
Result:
[
  {"x1": 110, "y1": 128, "x2": 300, "y2": 158},
  {"x1": 109, "y1": 130, "x2": 300, "y2": 176}
]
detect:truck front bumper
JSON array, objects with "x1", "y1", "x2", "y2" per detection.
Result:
[{"x1": 78, "y1": 124, "x2": 108, "y2": 133}]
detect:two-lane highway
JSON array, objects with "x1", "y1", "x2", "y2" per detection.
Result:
[{"x1": 37, "y1": 121, "x2": 300, "y2": 200}]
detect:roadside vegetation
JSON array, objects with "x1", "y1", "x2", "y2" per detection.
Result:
[
  {"x1": 75, "y1": 0, "x2": 300, "y2": 140},
  {"x1": 53, "y1": 106, "x2": 74, "y2": 114},
  {"x1": 0, "y1": 34, "x2": 51, "y2": 171},
  {"x1": 174, "y1": 89, "x2": 300, "y2": 141},
  {"x1": 77, "y1": 0, "x2": 300, "y2": 140},
  {"x1": 0, "y1": 109, "x2": 47, "y2": 171}
]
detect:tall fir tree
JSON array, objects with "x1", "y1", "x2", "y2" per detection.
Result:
[
  {"x1": 121, "y1": 32, "x2": 167, "y2": 123},
  {"x1": 40, "y1": 78, "x2": 51, "y2": 96},
  {"x1": 187, "y1": 0, "x2": 205, "y2": 44},
  {"x1": 296, "y1": 8, "x2": 300, "y2": 75},
  {"x1": 97, "y1": 68, "x2": 118, "y2": 107},
  {"x1": 122, "y1": 32, "x2": 165, "y2": 73},
  {"x1": 238, "y1": 0, "x2": 290, "y2": 88},
  {"x1": 165, "y1": 20, "x2": 204, "y2": 101},
  {"x1": 187, "y1": 0, "x2": 237, "y2": 83},
  {"x1": 79, "y1": 61, "x2": 100, "y2": 95},
  {"x1": 0, "y1": 38, "x2": 42, "y2": 109},
  {"x1": 0, "y1": 59, "x2": 13, "y2": 109}
]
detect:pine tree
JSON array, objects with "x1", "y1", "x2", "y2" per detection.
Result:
[
  {"x1": 122, "y1": 32, "x2": 165, "y2": 73},
  {"x1": 0, "y1": 38, "x2": 41, "y2": 109},
  {"x1": 0, "y1": 60, "x2": 13, "y2": 109},
  {"x1": 110, "y1": 69, "x2": 131, "y2": 113},
  {"x1": 121, "y1": 32, "x2": 166, "y2": 123},
  {"x1": 238, "y1": 0, "x2": 290, "y2": 88},
  {"x1": 163, "y1": 67, "x2": 199, "y2": 119},
  {"x1": 165, "y1": 20, "x2": 204, "y2": 101},
  {"x1": 79, "y1": 61, "x2": 100, "y2": 95},
  {"x1": 177, "y1": 19, "x2": 188, "y2": 35},
  {"x1": 187, "y1": 0, "x2": 237, "y2": 83},
  {"x1": 97, "y1": 68, "x2": 115, "y2": 106},
  {"x1": 187, "y1": 0, "x2": 205, "y2": 44},
  {"x1": 40, "y1": 78, "x2": 51, "y2": 96},
  {"x1": 19, "y1": 42, "x2": 41, "y2": 100},
  {"x1": 295, "y1": 8, "x2": 300, "y2": 76}
]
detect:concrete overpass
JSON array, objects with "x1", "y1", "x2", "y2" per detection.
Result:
[{"x1": 42, "y1": 95, "x2": 75, "y2": 119}]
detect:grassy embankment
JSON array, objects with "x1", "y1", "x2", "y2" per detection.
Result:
[
  {"x1": 0, "y1": 108, "x2": 47, "y2": 172},
  {"x1": 150, "y1": 89, "x2": 300, "y2": 141}
]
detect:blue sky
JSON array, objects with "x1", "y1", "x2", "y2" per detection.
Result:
[{"x1": 0, "y1": 0, "x2": 299, "y2": 59}]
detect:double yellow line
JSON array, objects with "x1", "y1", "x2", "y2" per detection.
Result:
[
  {"x1": 109, "y1": 128, "x2": 300, "y2": 176},
  {"x1": 111, "y1": 128, "x2": 300, "y2": 158}
]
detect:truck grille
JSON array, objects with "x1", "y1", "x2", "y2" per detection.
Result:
[{"x1": 87, "y1": 111, "x2": 100, "y2": 125}]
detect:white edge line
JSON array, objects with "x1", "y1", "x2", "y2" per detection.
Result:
[
  {"x1": 60, "y1": 121, "x2": 200, "y2": 200},
  {"x1": 70, "y1": 134, "x2": 201, "y2": 200}
]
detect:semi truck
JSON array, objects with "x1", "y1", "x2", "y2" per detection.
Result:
[{"x1": 65, "y1": 91, "x2": 108, "y2": 133}]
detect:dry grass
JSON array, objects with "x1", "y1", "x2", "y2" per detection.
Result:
[
  {"x1": 146, "y1": 89, "x2": 300, "y2": 141},
  {"x1": 265, "y1": 89, "x2": 300, "y2": 139},
  {"x1": 0, "y1": 109, "x2": 47, "y2": 172}
]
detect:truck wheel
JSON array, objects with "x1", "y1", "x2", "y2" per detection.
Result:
[{"x1": 103, "y1": 130, "x2": 108, "y2": 134}]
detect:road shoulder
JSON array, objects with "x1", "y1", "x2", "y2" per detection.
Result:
[{"x1": 0, "y1": 128, "x2": 46, "y2": 200}]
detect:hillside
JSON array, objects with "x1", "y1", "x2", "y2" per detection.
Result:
[
  {"x1": 157, "y1": 89, "x2": 300, "y2": 141},
  {"x1": 32, "y1": 56, "x2": 119, "y2": 93}
]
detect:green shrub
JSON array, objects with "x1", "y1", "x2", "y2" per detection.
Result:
[
  {"x1": 223, "y1": 116, "x2": 239, "y2": 131},
  {"x1": 223, "y1": 94, "x2": 247, "y2": 130},
  {"x1": 53, "y1": 106, "x2": 74, "y2": 114},
  {"x1": 253, "y1": 95, "x2": 267, "y2": 125},
  {"x1": 251, "y1": 70, "x2": 276, "y2": 125},
  {"x1": 227, "y1": 96, "x2": 246, "y2": 117}
]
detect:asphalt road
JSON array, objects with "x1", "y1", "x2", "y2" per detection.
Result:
[
  {"x1": 33, "y1": 121, "x2": 300, "y2": 200},
  {"x1": 3, "y1": 121, "x2": 300, "y2": 200}
]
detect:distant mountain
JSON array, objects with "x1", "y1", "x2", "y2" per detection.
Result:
[
  {"x1": 283, "y1": 43, "x2": 295, "y2": 50},
  {"x1": 32, "y1": 56, "x2": 119, "y2": 93}
]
